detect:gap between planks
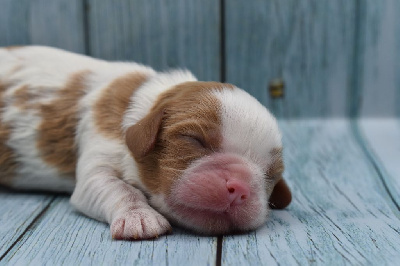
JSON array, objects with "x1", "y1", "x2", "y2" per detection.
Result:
[
  {"x1": 1, "y1": 120, "x2": 398, "y2": 265},
  {"x1": 0, "y1": 196, "x2": 56, "y2": 261},
  {"x1": 351, "y1": 120, "x2": 400, "y2": 213},
  {"x1": 219, "y1": 0, "x2": 226, "y2": 83},
  {"x1": 82, "y1": 0, "x2": 91, "y2": 56},
  {"x1": 216, "y1": 235, "x2": 223, "y2": 266}
]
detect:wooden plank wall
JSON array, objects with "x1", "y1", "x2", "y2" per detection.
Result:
[
  {"x1": 225, "y1": 0, "x2": 357, "y2": 118},
  {"x1": 87, "y1": 0, "x2": 220, "y2": 81},
  {"x1": 0, "y1": 0, "x2": 399, "y2": 118},
  {"x1": 1, "y1": 1, "x2": 400, "y2": 265},
  {"x1": 0, "y1": 0, "x2": 85, "y2": 53},
  {"x1": 356, "y1": 0, "x2": 400, "y2": 117}
]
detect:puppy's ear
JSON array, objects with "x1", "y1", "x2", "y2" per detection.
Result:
[
  {"x1": 125, "y1": 109, "x2": 164, "y2": 160},
  {"x1": 269, "y1": 178, "x2": 292, "y2": 209}
]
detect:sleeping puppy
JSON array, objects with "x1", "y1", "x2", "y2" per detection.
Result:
[{"x1": 0, "y1": 46, "x2": 291, "y2": 240}]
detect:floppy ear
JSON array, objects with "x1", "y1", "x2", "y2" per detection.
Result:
[
  {"x1": 125, "y1": 109, "x2": 164, "y2": 161},
  {"x1": 269, "y1": 178, "x2": 292, "y2": 209}
]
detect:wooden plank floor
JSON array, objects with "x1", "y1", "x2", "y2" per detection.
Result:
[
  {"x1": 222, "y1": 119, "x2": 400, "y2": 265},
  {"x1": 1, "y1": 119, "x2": 399, "y2": 265},
  {"x1": 357, "y1": 119, "x2": 400, "y2": 207}
]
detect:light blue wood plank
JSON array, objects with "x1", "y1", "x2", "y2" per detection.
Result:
[
  {"x1": 0, "y1": 189, "x2": 54, "y2": 258},
  {"x1": 356, "y1": 119, "x2": 400, "y2": 207},
  {"x1": 357, "y1": 0, "x2": 400, "y2": 117},
  {"x1": 0, "y1": 0, "x2": 30, "y2": 46},
  {"x1": 0, "y1": 0, "x2": 85, "y2": 53},
  {"x1": 87, "y1": 0, "x2": 220, "y2": 81},
  {"x1": 222, "y1": 120, "x2": 400, "y2": 265},
  {"x1": 225, "y1": 0, "x2": 357, "y2": 118},
  {"x1": 29, "y1": 0, "x2": 86, "y2": 53},
  {"x1": 3, "y1": 196, "x2": 217, "y2": 265}
]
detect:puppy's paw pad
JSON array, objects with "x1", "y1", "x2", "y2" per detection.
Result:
[{"x1": 111, "y1": 208, "x2": 171, "y2": 240}]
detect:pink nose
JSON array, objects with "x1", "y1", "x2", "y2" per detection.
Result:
[{"x1": 227, "y1": 179, "x2": 250, "y2": 206}]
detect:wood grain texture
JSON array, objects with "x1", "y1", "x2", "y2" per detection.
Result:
[
  {"x1": 87, "y1": 0, "x2": 220, "y2": 81},
  {"x1": 222, "y1": 120, "x2": 400, "y2": 265},
  {"x1": 357, "y1": 119, "x2": 400, "y2": 207},
  {"x1": 29, "y1": 0, "x2": 86, "y2": 53},
  {"x1": 2, "y1": 196, "x2": 217, "y2": 265},
  {"x1": 225, "y1": 0, "x2": 357, "y2": 118},
  {"x1": 0, "y1": 189, "x2": 53, "y2": 258},
  {"x1": 357, "y1": 0, "x2": 400, "y2": 117},
  {"x1": 0, "y1": 0, "x2": 85, "y2": 53},
  {"x1": 0, "y1": 0, "x2": 30, "y2": 46}
]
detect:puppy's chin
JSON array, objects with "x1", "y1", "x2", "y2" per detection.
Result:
[{"x1": 151, "y1": 153, "x2": 270, "y2": 234}]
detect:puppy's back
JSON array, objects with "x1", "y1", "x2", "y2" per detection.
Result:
[{"x1": 0, "y1": 46, "x2": 153, "y2": 192}]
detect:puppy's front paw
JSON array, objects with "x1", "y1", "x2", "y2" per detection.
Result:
[{"x1": 111, "y1": 207, "x2": 172, "y2": 240}]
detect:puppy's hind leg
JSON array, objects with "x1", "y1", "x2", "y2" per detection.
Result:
[{"x1": 70, "y1": 167, "x2": 171, "y2": 240}]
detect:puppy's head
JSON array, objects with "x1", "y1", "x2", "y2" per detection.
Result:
[{"x1": 125, "y1": 81, "x2": 291, "y2": 234}]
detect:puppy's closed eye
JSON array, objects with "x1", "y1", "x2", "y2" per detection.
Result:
[{"x1": 180, "y1": 134, "x2": 207, "y2": 149}]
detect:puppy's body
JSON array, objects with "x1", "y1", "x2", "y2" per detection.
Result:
[{"x1": 0, "y1": 46, "x2": 291, "y2": 239}]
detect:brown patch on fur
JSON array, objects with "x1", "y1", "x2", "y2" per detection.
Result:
[
  {"x1": 126, "y1": 81, "x2": 234, "y2": 193},
  {"x1": 0, "y1": 82, "x2": 18, "y2": 184},
  {"x1": 13, "y1": 85, "x2": 39, "y2": 109},
  {"x1": 267, "y1": 148, "x2": 291, "y2": 209},
  {"x1": 268, "y1": 148, "x2": 284, "y2": 180},
  {"x1": 94, "y1": 72, "x2": 149, "y2": 139},
  {"x1": 36, "y1": 71, "x2": 90, "y2": 175},
  {"x1": 13, "y1": 85, "x2": 30, "y2": 103}
]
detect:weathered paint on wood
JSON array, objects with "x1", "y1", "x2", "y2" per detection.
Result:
[
  {"x1": 1, "y1": 0, "x2": 399, "y2": 119},
  {"x1": 222, "y1": 120, "x2": 400, "y2": 265},
  {"x1": 357, "y1": 0, "x2": 400, "y2": 117},
  {"x1": 2, "y1": 196, "x2": 217, "y2": 265},
  {"x1": 357, "y1": 119, "x2": 400, "y2": 208},
  {"x1": 0, "y1": 189, "x2": 54, "y2": 258},
  {"x1": 87, "y1": 0, "x2": 220, "y2": 81},
  {"x1": 225, "y1": 0, "x2": 357, "y2": 118},
  {"x1": 0, "y1": 0, "x2": 30, "y2": 46},
  {"x1": 1, "y1": 1, "x2": 400, "y2": 265},
  {"x1": 0, "y1": 0, "x2": 85, "y2": 53},
  {"x1": 29, "y1": 0, "x2": 86, "y2": 53}
]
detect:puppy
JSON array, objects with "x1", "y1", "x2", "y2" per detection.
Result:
[{"x1": 0, "y1": 46, "x2": 291, "y2": 240}]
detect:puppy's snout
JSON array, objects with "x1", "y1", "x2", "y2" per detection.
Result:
[
  {"x1": 227, "y1": 179, "x2": 250, "y2": 206},
  {"x1": 171, "y1": 154, "x2": 255, "y2": 212}
]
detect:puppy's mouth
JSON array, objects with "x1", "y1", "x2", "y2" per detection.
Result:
[
  {"x1": 165, "y1": 196, "x2": 265, "y2": 234},
  {"x1": 165, "y1": 175, "x2": 265, "y2": 234},
  {"x1": 162, "y1": 153, "x2": 268, "y2": 234}
]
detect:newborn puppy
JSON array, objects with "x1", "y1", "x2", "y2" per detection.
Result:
[{"x1": 0, "y1": 46, "x2": 291, "y2": 240}]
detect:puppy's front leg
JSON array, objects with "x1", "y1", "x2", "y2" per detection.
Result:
[{"x1": 70, "y1": 168, "x2": 171, "y2": 240}]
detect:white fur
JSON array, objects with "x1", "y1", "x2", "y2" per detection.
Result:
[
  {"x1": 5, "y1": 105, "x2": 75, "y2": 191},
  {"x1": 213, "y1": 88, "x2": 282, "y2": 170},
  {"x1": 1, "y1": 46, "x2": 282, "y2": 239},
  {"x1": 0, "y1": 46, "x2": 173, "y2": 238},
  {"x1": 71, "y1": 117, "x2": 172, "y2": 238},
  {"x1": 1, "y1": 46, "x2": 155, "y2": 192}
]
